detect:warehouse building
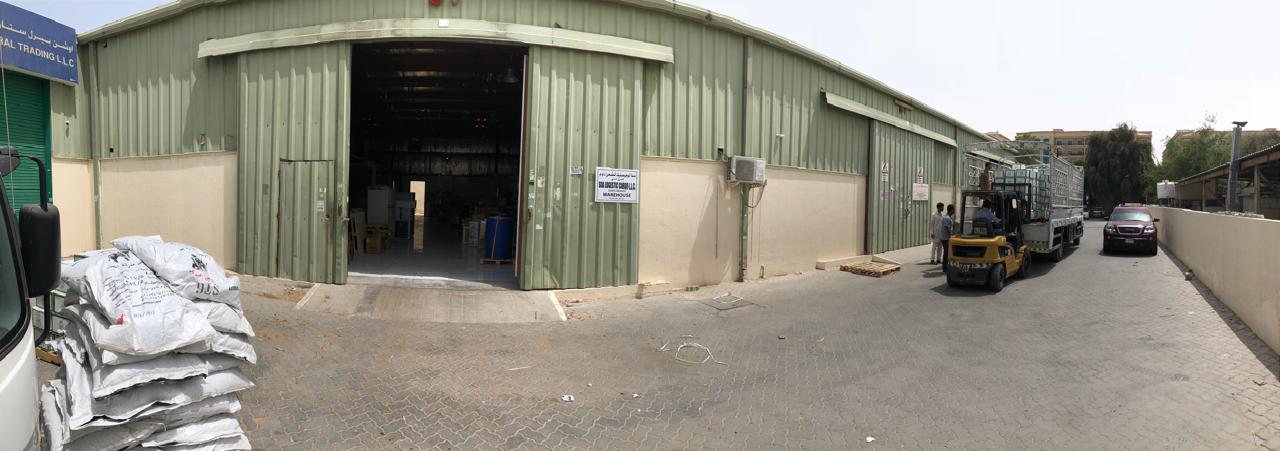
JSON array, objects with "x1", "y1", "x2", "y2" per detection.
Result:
[
  {"x1": 0, "y1": 2, "x2": 78, "y2": 222},
  {"x1": 52, "y1": 0, "x2": 1002, "y2": 290}
]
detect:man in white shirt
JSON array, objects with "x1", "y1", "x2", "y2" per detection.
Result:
[{"x1": 930, "y1": 202, "x2": 945, "y2": 264}]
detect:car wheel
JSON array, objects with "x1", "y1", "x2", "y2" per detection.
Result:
[
  {"x1": 1016, "y1": 256, "x2": 1030, "y2": 279},
  {"x1": 1149, "y1": 245, "x2": 1159, "y2": 256},
  {"x1": 1102, "y1": 242, "x2": 1110, "y2": 254},
  {"x1": 988, "y1": 264, "x2": 1005, "y2": 292}
]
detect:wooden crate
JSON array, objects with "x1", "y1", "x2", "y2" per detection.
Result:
[
  {"x1": 839, "y1": 261, "x2": 901, "y2": 278},
  {"x1": 365, "y1": 235, "x2": 389, "y2": 254}
]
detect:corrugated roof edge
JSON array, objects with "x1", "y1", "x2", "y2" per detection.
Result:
[{"x1": 78, "y1": 0, "x2": 991, "y2": 142}]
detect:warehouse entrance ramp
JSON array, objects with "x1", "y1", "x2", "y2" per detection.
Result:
[
  {"x1": 345, "y1": 42, "x2": 526, "y2": 289},
  {"x1": 296, "y1": 276, "x2": 565, "y2": 323}
]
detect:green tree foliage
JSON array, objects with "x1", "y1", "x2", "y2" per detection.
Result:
[
  {"x1": 1161, "y1": 128, "x2": 1229, "y2": 182},
  {"x1": 1243, "y1": 130, "x2": 1280, "y2": 156},
  {"x1": 1084, "y1": 123, "x2": 1154, "y2": 207}
]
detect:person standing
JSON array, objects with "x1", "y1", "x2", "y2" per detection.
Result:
[
  {"x1": 941, "y1": 204, "x2": 956, "y2": 272},
  {"x1": 930, "y1": 202, "x2": 945, "y2": 264}
]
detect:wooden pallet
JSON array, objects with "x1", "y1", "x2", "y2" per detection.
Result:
[
  {"x1": 481, "y1": 259, "x2": 514, "y2": 265},
  {"x1": 839, "y1": 261, "x2": 901, "y2": 278}
]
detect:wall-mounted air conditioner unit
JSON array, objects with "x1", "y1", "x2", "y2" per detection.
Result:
[{"x1": 730, "y1": 156, "x2": 766, "y2": 185}]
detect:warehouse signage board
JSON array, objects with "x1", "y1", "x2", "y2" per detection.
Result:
[
  {"x1": 0, "y1": 1, "x2": 78, "y2": 84},
  {"x1": 912, "y1": 183, "x2": 930, "y2": 201},
  {"x1": 595, "y1": 167, "x2": 639, "y2": 203}
]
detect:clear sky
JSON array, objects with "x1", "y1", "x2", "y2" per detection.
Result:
[{"x1": 10, "y1": 0, "x2": 1279, "y2": 159}]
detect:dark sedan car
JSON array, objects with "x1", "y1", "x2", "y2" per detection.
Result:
[
  {"x1": 1103, "y1": 206, "x2": 1159, "y2": 254},
  {"x1": 1089, "y1": 208, "x2": 1106, "y2": 218}
]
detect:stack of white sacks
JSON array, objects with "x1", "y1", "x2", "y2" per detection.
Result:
[{"x1": 40, "y1": 236, "x2": 257, "y2": 451}]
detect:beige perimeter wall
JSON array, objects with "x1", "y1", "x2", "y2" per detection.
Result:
[
  {"x1": 747, "y1": 167, "x2": 865, "y2": 280},
  {"x1": 639, "y1": 158, "x2": 741, "y2": 287},
  {"x1": 1150, "y1": 207, "x2": 1280, "y2": 353},
  {"x1": 53, "y1": 159, "x2": 97, "y2": 257},
  {"x1": 99, "y1": 152, "x2": 238, "y2": 269},
  {"x1": 639, "y1": 158, "x2": 866, "y2": 287}
]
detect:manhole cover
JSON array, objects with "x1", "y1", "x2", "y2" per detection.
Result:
[{"x1": 698, "y1": 294, "x2": 754, "y2": 311}]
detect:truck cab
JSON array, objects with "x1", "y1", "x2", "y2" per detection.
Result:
[
  {"x1": 947, "y1": 189, "x2": 1031, "y2": 292},
  {"x1": 0, "y1": 147, "x2": 63, "y2": 450}
]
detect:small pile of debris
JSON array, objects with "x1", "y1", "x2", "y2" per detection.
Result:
[
  {"x1": 1214, "y1": 211, "x2": 1266, "y2": 219},
  {"x1": 41, "y1": 236, "x2": 256, "y2": 450}
]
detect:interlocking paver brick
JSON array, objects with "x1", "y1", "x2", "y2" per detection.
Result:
[{"x1": 230, "y1": 223, "x2": 1280, "y2": 449}]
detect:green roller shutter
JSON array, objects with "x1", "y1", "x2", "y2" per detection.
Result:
[{"x1": 0, "y1": 70, "x2": 52, "y2": 214}]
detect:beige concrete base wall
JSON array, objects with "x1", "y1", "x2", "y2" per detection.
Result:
[
  {"x1": 748, "y1": 167, "x2": 864, "y2": 279},
  {"x1": 639, "y1": 158, "x2": 867, "y2": 287},
  {"x1": 53, "y1": 158, "x2": 97, "y2": 257},
  {"x1": 1150, "y1": 207, "x2": 1280, "y2": 353},
  {"x1": 638, "y1": 158, "x2": 741, "y2": 288},
  {"x1": 99, "y1": 152, "x2": 238, "y2": 269}
]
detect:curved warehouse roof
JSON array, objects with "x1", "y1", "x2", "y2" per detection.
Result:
[{"x1": 79, "y1": 0, "x2": 992, "y2": 142}]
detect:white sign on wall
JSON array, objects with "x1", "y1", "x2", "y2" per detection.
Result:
[
  {"x1": 594, "y1": 167, "x2": 640, "y2": 203},
  {"x1": 912, "y1": 183, "x2": 930, "y2": 201}
]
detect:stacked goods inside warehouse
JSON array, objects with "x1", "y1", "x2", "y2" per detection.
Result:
[
  {"x1": 39, "y1": 236, "x2": 255, "y2": 451},
  {"x1": 345, "y1": 42, "x2": 524, "y2": 286}
]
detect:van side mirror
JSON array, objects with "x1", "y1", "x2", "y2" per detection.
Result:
[
  {"x1": 20, "y1": 204, "x2": 60, "y2": 297},
  {"x1": 1153, "y1": 218, "x2": 1160, "y2": 223},
  {"x1": 0, "y1": 146, "x2": 61, "y2": 297}
]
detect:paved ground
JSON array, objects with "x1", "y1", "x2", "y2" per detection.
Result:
[
  {"x1": 223, "y1": 220, "x2": 1280, "y2": 449},
  {"x1": 298, "y1": 276, "x2": 563, "y2": 324}
]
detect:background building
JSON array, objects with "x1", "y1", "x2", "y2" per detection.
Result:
[
  {"x1": 51, "y1": 0, "x2": 1000, "y2": 290},
  {"x1": 1019, "y1": 129, "x2": 1153, "y2": 164}
]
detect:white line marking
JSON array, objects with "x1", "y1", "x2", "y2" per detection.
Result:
[
  {"x1": 294, "y1": 284, "x2": 320, "y2": 310},
  {"x1": 547, "y1": 291, "x2": 568, "y2": 322}
]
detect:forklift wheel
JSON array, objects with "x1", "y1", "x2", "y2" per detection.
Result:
[
  {"x1": 988, "y1": 264, "x2": 1005, "y2": 292},
  {"x1": 946, "y1": 272, "x2": 959, "y2": 288},
  {"x1": 1016, "y1": 256, "x2": 1030, "y2": 279}
]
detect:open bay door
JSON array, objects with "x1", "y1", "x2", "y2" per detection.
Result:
[
  {"x1": 520, "y1": 47, "x2": 643, "y2": 289},
  {"x1": 236, "y1": 43, "x2": 351, "y2": 283}
]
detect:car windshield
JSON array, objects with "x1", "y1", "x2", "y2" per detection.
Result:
[{"x1": 1111, "y1": 211, "x2": 1152, "y2": 222}]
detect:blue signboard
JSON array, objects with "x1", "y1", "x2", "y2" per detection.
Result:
[{"x1": 0, "y1": 1, "x2": 77, "y2": 84}]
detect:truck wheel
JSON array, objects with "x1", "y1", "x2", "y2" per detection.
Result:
[
  {"x1": 988, "y1": 264, "x2": 1005, "y2": 292},
  {"x1": 1052, "y1": 245, "x2": 1064, "y2": 262}
]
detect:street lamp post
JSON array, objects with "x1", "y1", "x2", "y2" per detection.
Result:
[{"x1": 1228, "y1": 121, "x2": 1247, "y2": 212}]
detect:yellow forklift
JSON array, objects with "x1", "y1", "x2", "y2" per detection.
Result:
[{"x1": 946, "y1": 189, "x2": 1030, "y2": 292}]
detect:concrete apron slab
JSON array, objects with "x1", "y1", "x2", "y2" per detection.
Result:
[{"x1": 296, "y1": 276, "x2": 564, "y2": 324}]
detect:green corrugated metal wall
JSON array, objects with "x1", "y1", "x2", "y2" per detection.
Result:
[
  {"x1": 0, "y1": 70, "x2": 52, "y2": 214},
  {"x1": 867, "y1": 122, "x2": 943, "y2": 254},
  {"x1": 522, "y1": 47, "x2": 642, "y2": 290},
  {"x1": 236, "y1": 43, "x2": 350, "y2": 283},
  {"x1": 933, "y1": 141, "x2": 957, "y2": 186},
  {"x1": 278, "y1": 161, "x2": 335, "y2": 283},
  {"x1": 51, "y1": 76, "x2": 90, "y2": 159},
  {"x1": 74, "y1": 0, "x2": 964, "y2": 173},
  {"x1": 748, "y1": 43, "x2": 870, "y2": 174}
]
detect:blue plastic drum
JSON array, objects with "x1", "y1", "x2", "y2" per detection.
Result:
[{"x1": 484, "y1": 216, "x2": 515, "y2": 261}]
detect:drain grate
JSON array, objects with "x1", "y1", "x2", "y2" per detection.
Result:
[{"x1": 698, "y1": 293, "x2": 754, "y2": 311}]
